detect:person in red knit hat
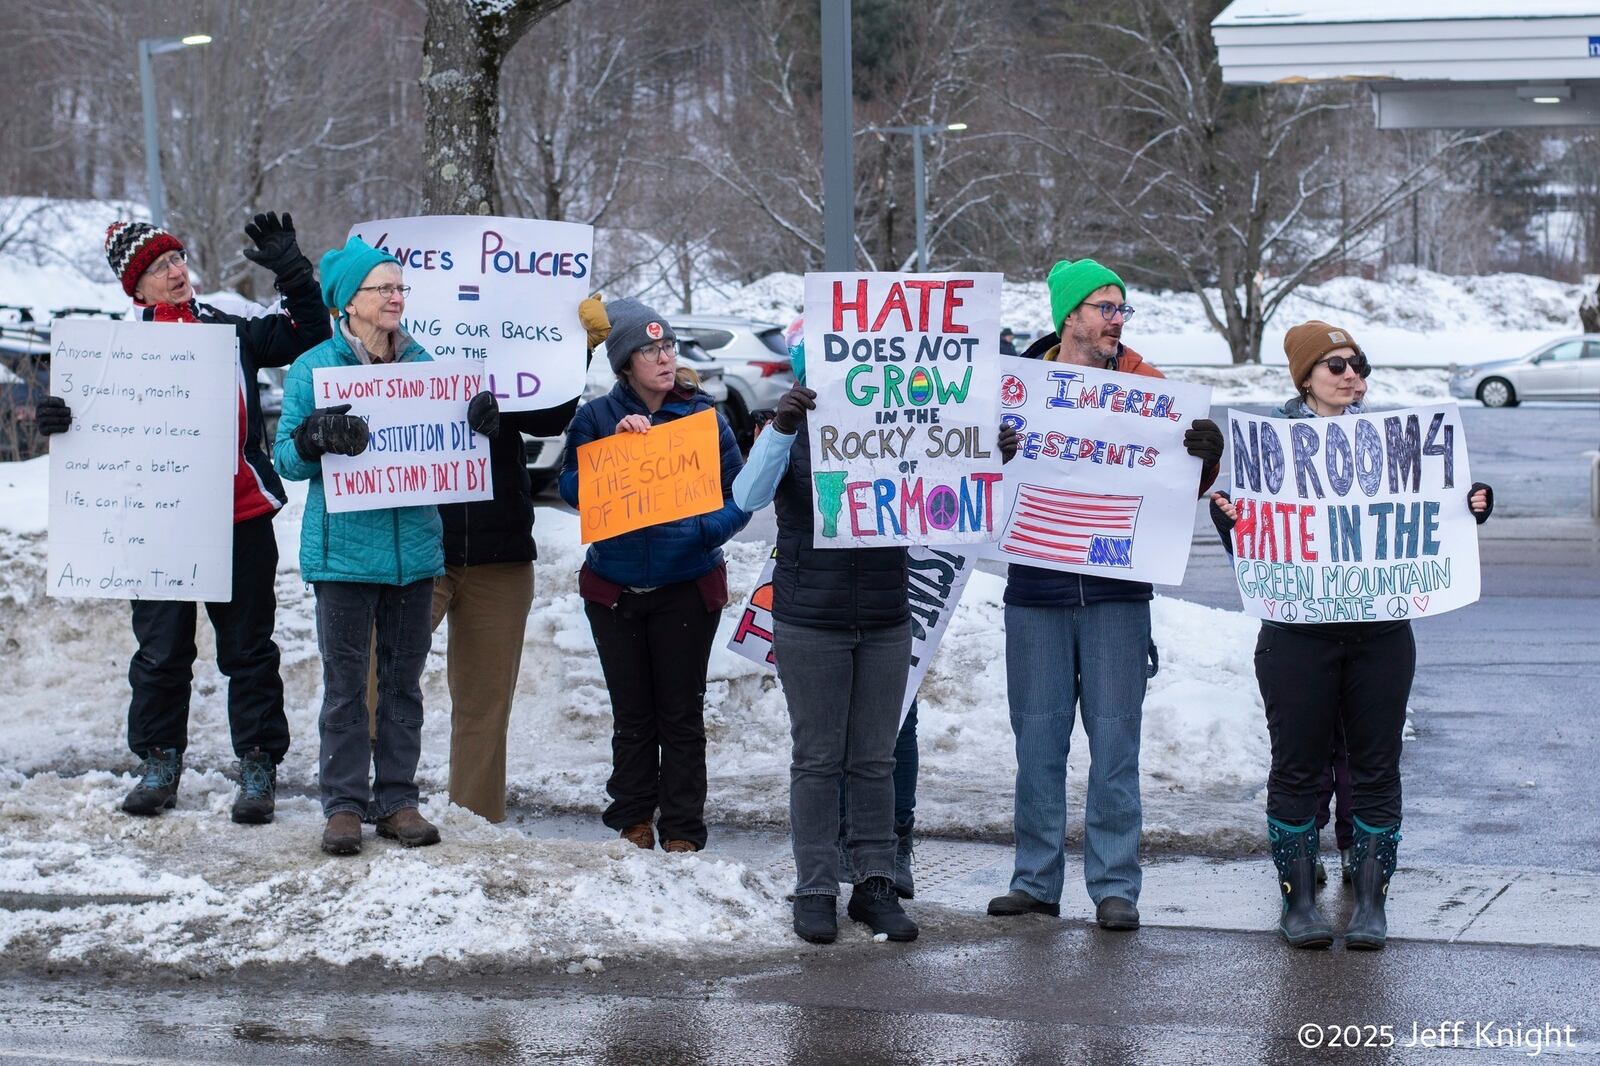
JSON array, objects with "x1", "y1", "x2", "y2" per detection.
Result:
[{"x1": 35, "y1": 213, "x2": 330, "y2": 826}]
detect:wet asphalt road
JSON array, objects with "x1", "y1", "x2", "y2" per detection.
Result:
[{"x1": 2, "y1": 404, "x2": 1596, "y2": 1064}]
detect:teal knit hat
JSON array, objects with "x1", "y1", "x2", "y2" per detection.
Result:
[
  {"x1": 320, "y1": 236, "x2": 401, "y2": 317},
  {"x1": 1046, "y1": 258, "x2": 1125, "y2": 333}
]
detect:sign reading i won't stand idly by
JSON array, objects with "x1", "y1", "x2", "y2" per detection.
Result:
[
  {"x1": 1225, "y1": 405, "x2": 1481, "y2": 623},
  {"x1": 802, "y1": 272, "x2": 1005, "y2": 548},
  {"x1": 348, "y1": 216, "x2": 593, "y2": 412}
]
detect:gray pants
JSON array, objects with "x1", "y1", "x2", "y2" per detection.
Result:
[
  {"x1": 314, "y1": 579, "x2": 433, "y2": 820},
  {"x1": 774, "y1": 619, "x2": 911, "y2": 897}
]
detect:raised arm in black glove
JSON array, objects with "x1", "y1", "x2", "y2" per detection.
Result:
[
  {"x1": 998, "y1": 422, "x2": 1018, "y2": 464},
  {"x1": 467, "y1": 390, "x2": 500, "y2": 438},
  {"x1": 293, "y1": 403, "x2": 370, "y2": 462},
  {"x1": 34, "y1": 395, "x2": 72, "y2": 435},
  {"x1": 1184, "y1": 417, "x2": 1224, "y2": 467},
  {"x1": 243, "y1": 211, "x2": 312, "y2": 287},
  {"x1": 772, "y1": 384, "x2": 817, "y2": 434}
]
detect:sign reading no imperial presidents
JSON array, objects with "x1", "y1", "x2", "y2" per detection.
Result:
[
  {"x1": 1225, "y1": 405, "x2": 1481, "y2": 623},
  {"x1": 349, "y1": 215, "x2": 593, "y2": 413},
  {"x1": 802, "y1": 271, "x2": 1005, "y2": 548}
]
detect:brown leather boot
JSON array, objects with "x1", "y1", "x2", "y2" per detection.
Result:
[
  {"x1": 321, "y1": 811, "x2": 363, "y2": 856},
  {"x1": 620, "y1": 822, "x2": 655, "y2": 849},
  {"x1": 376, "y1": 807, "x2": 441, "y2": 848},
  {"x1": 662, "y1": 840, "x2": 699, "y2": 854}
]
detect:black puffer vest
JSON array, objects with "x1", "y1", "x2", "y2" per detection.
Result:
[{"x1": 772, "y1": 429, "x2": 909, "y2": 629}]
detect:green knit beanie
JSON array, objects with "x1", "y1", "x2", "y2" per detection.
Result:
[
  {"x1": 1046, "y1": 258, "x2": 1125, "y2": 334},
  {"x1": 320, "y1": 236, "x2": 401, "y2": 318}
]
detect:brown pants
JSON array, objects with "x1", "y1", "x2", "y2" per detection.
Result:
[{"x1": 367, "y1": 561, "x2": 535, "y2": 822}]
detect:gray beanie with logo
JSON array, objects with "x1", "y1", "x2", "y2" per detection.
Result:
[{"x1": 604, "y1": 298, "x2": 676, "y2": 373}]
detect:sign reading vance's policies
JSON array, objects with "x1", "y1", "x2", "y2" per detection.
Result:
[{"x1": 1225, "y1": 405, "x2": 1481, "y2": 623}]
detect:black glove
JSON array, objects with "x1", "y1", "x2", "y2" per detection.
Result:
[
  {"x1": 35, "y1": 395, "x2": 72, "y2": 435},
  {"x1": 772, "y1": 385, "x2": 817, "y2": 435},
  {"x1": 467, "y1": 390, "x2": 500, "y2": 437},
  {"x1": 1184, "y1": 418, "x2": 1224, "y2": 467},
  {"x1": 998, "y1": 422, "x2": 1018, "y2": 464},
  {"x1": 1469, "y1": 481, "x2": 1494, "y2": 525},
  {"x1": 293, "y1": 403, "x2": 369, "y2": 461},
  {"x1": 243, "y1": 210, "x2": 310, "y2": 283}
]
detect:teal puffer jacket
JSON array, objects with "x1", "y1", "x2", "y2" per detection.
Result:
[{"x1": 272, "y1": 330, "x2": 444, "y2": 586}]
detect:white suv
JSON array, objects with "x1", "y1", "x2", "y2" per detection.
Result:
[{"x1": 670, "y1": 314, "x2": 795, "y2": 448}]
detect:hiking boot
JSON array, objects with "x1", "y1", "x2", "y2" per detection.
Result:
[
  {"x1": 892, "y1": 827, "x2": 915, "y2": 900},
  {"x1": 376, "y1": 807, "x2": 441, "y2": 848},
  {"x1": 662, "y1": 839, "x2": 699, "y2": 853},
  {"x1": 1095, "y1": 896, "x2": 1141, "y2": 931},
  {"x1": 793, "y1": 895, "x2": 838, "y2": 944},
  {"x1": 1344, "y1": 819, "x2": 1401, "y2": 951},
  {"x1": 321, "y1": 811, "x2": 363, "y2": 856},
  {"x1": 122, "y1": 748, "x2": 182, "y2": 816},
  {"x1": 847, "y1": 876, "x2": 918, "y2": 941},
  {"x1": 1269, "y1": 817, "x2": 1334, "y2": 949},
  {"x1": 620, "y1": 822, "x2": 655, "y2": 850},
  {"x1": 986, "y1": 888, "x2": 1060, "y2": 917},
  {"x1": 231, "y1": 749, "x2": 276, "y2": 825}
]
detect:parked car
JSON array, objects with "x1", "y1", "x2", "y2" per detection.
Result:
[
  {"x1": 521, "y1": 336, "x2": 730, "y2": 496},
  {"x1": 1449, "y1": 335, "x2": 1600, "y2": 407},
  {"x1": 669, "y1": 314, "x2": 795, "y2": 449},
  {"x1": 1, "y1": 308, "x2": 57, "y2": 462}
]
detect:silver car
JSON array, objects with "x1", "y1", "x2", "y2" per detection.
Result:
[
  {"x1": 670, "y1": 314, "x2": 796, "y2": 447},
  {"x1": 1449, "y1": 335, "x2": 1600, "y2": 407}
]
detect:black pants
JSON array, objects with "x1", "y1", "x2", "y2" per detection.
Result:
[
  {"x1": 585, "y1": 581, "x2": 720, "y2": 848},
  {"x1": 127, "y1": 513, "x2": 289, "y2": 762},
  {"x1": 1255, "y1": 622, "x2": 1414, "y2": 828}
]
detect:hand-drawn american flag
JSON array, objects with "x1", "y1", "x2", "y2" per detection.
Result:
[{"x1": 1000, "y1": 485, "x2": 1143, "y2": 568}]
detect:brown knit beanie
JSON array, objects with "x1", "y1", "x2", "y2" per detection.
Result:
[{"x1": 1284, "y1": 320, "x2": 1361, "y2": 393}]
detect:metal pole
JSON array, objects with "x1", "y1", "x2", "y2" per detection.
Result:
[
  {"x1": 912, "y1": 130, "x2": 927, "y2": 271},
  {"x1": 137, "y1": 40, "x2": 166, "y2": 229},
  {"x1": 820, "y1": 0, "x2": 854, "y2": 271}
]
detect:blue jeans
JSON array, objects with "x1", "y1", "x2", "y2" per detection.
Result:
[
  {"x1": 315, "y1": 579, "x2": 433, "y2": 820},
  {"x1": 837, "y1": 702, "x2": 918, "y2": 880},
  {"x1": 775, "y1": 619, "x2": 911, "y2": 897},
  {"x1": 1005, "y1": 600, "x2": 1150, "y2": 906}
]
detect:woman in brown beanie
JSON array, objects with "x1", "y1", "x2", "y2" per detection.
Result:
[{"x1": 1209, "y1": 321, "x2": 1494, "y2": 951}]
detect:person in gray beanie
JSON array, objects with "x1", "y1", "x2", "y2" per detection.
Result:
[{"x1": 603, "y1": 298, "x2": 677, "y2": 374}]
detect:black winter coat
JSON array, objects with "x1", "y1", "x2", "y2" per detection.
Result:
[{"x1": 440, "y1": 402, "x2": 578, "y2": 566}]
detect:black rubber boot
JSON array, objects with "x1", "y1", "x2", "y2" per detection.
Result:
[
  {"x1": 793, "y1": 895, "x2": 838, "y2": 944},
  {"x1": 1344, "y1": 819, "x2": 1400, "y2": 951},
  {"x1": 847, "y1": 876, "x2": 918, "y2": 941},
  {"x1": 122, "y1": 748, "x2": 182, "y2": 816},
  {"x1": 231, "y1": 749, "x2": 276, "y2": 825},
  {"x1": 1268, "y1": 817, "x2": 1333, "y2": 949}
]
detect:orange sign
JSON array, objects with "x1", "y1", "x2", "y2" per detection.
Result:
[{"x1": 577, "y1": 407, "x2": 723, "y2": 543}]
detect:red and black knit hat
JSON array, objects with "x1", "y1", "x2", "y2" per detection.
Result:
[{"x1": 104, "y1": 221, "x2": 184, "y2": 297}]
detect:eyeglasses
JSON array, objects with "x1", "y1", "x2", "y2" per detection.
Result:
[
  {"x1": 144, "y1": 250, "x2": 188, "y2": 277},
  {"x1": 1084, "y1": 302, "x2": 1135, "y2": 322},
  {"x1": 634, "y1": 340, "x2": 677, "y2": 361},
  {"x1": 1316, "y1": 354, "x2": 1371, "y2": 379},
  {"x1": 356, "y1": 284, "x2": 411, "y2": 299}
]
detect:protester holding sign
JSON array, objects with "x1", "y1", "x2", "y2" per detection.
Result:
[
  {"x1": 36, "y1": 212, "x2": 328, "y2": 827},
  {"x1": 559, "y1": 298, "x2": 748, "y2": 855},
  {"x1": 988, "y1": 258, "x2": 1224, "y2": 932},
  {"x1": 733, "y1": 316, "x2": 1017, "y2": 945},
  {"x1": 275, "y1": 237, "x2": 488, "y2": 856},
  {"x1": 1209, "y1": 320, "x2": 1493, "y2": 951}
]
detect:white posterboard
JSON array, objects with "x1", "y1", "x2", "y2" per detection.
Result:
[
  {"x1": 987, "y1": 356, "x2": 1212, "y2": 585},
  {"x1": 1225, "y1": 405, "x2": 1480, "y2": 623},
  {"x1": 802, "y1": 271, "x2": 1005, "y2": 548},
  {"x1": 313, "y1": 360, "x2": 493, "y2": 513},
  {"x1": 727, "y1": 546, "x2": 975, "y2": 720},
  {"x1": 47, "y1": 319, "x2": 237, "y2": 601},
  {"x1": 348, "y1": 215, "x2": 593, "y2": 412}
]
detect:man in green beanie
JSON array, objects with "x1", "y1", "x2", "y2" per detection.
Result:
[{"x1": 987, "y1": 258, "x2": 1224, "y2": 931}]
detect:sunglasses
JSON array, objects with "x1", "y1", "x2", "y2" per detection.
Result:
[{"x1": 1316, "y1": 354, "x2": 1371, "y2": 379}]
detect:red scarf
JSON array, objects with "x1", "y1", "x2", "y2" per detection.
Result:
[{"x1": 150, "y1": 302, "x2": 200, "y2": 324}]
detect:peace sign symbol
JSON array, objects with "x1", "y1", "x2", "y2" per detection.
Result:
[
  {"x1": 1386, "y1": 596, "x2": 1408, "y2": 619},
  {"x1": 926, "y1": 485, "x2": 959, "y2": 532},
  {"x1": 1280, "y1": 602, "x2": 1298, "y2": 622}
]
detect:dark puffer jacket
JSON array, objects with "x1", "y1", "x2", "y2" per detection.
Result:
[
  {"x1": 441, "y1": 402, "x2": 578, "y2": 566},
  {"x1": 772, "y1": 429, "x2": 910, "y2": 629},
  {"x1": 559, "y1": 380, "x2": 748, "y2": 587}
]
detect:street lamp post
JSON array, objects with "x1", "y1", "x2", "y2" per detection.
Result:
[
  {"x1": 860, "y1": 123, "x2": 967, "y2": 271},
  {"x1": 137, "y1": 34, "x2": 211, "y2": 229}
]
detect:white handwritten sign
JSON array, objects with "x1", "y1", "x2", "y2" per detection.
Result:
[
  {"x1": 802, "y1": 272, "x2": 1005, "y2": 548},
  {"x1": 47, "y1": 319, "x2": 236, "y2": 601},
  {"x1": 1225, "y1": 405, "x2": 1480, "y2": 623},
  {"x1": 313, "y1": 360, "x2": 492, "y2": 513},
  {"x1": 728, "y1": 545, "x2": 974, "y2": 720},
  {"x1": 349, "y1": 215, "x2": 593, "y2": 412},
  {"x1": 987, "y1": 356, "x2": 1211, "y2": 585}
]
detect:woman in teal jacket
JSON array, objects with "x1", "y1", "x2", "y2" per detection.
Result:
[{"x1": 274, "y1": 236, "x2": 464, "y2": 857}]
